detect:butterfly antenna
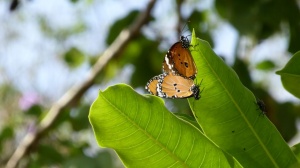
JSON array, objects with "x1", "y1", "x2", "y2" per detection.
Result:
[
  {"x1": 199, "y1": 78, "x2": 203, "y2": 85},
  {"x1": 180, "y1": 20, "x2": 190, "y2": 35},
  {"x1": 180, "y1": 22, "x2": 187, "y2": 35},
  {"x1": 200, "y1": 87, "x2": 205, "y2": 94},
  {"x1": 198, "y1": 79, "x2": 204, "y2": 94}
]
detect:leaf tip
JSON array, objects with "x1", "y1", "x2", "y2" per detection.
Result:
[
  {"x1": 191, "y1": 29, "x2": 196, "y2": 46},
  {"x1": 275, "y1": 70, "x2": 282, "y2": 75}
]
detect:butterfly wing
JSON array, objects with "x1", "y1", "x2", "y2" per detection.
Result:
[
  {"x1": 164, "y1": 42, "x2": 197, "y2": 79},
  {"x1": 145, "y1": 75, "x2": 160, "y2": 95},
  {"x1": 157, "y1": 73, "x2": 198, "y2": 99},
  {"x1": 162, "y1": 57, "x2": 175, "y2": 74}
]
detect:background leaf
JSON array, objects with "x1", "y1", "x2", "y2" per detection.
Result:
[
  {"x1": 89, "y1": 84, "x2": 242, "y2": 168},
  {"x1": 255, "y1": 60, "x2": 276, "y2": 71},
  {"x1": 276, "y1": 51, "x2": 300, "y2": 99},
  {"x1": 64, "y1": 47, "x2": 85, "y2": 68}
]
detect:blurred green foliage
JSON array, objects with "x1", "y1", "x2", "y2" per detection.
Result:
[
  {"x1": 24, "y1": 104, "x2": 43, "y2": 117},
  {"x1": 188, "y1": 10, "x2": 214, "y2": 47},
  {"x1": 64, "y1": 47, "x2": 85, "y2": 68},
  {"x1": 255, "y1": 60, "x2": 276, "y2": 71},
  {"x1": 215, "y1": 0, "x2": 300, "y2": 52}
]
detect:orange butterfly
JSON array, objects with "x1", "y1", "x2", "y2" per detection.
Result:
[{"x1": 145, "y1": 36, "x2": 201, "y2": 100}]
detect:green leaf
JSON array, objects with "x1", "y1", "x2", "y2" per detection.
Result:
[
  {"x1": 89, "y1": 84, "x2": 242, "y2": 168},
  {"x1": 276, "y1": 51, "x2": 300, "y2": 99},
  {"x1": 255, "y1": 60, "x2": 276, "y2": 71},
  {"x1": 70, "y1": 104, "x2": 90, "y2": 131},
  {"x1": 188, "y1": 30, "x2": 299, "y2": 167},
  {"x1": 0, "y1": 125, "x2": 14, "y2": 153},
  {"x1": 173, "y1": 113, "x2": 202, "y2": 132},
  {"x1": 24, "y1": 104, "x2": 43, "y2": 117},
  {"x1": 64, "y1": 47, "x2": 85, "y2": 68},
  {"x1": 291, "y1": 143, "x2": 300, "y2": 161},
  {"x1": 29, "y1": 144, "x2": 64, "y2": 166},
  {"x1": 0, "y1": 125, "x2": 14, "y2": 140},
  {"x1": 215, "y1": 0, "x2": 281, "y2": 40}
]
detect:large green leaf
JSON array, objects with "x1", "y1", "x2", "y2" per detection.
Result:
[
  {"x1": 188, "y1": 31, "x2": 299, "y2": 167},
  {"x1": 89, "y1": 84, "x2": 242, "y2": 167},
  {"x1": 276, "y1": 51, "x2": 300, "y2": 99}
]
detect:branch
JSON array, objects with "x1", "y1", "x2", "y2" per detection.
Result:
[{"x1": 6, "y1": 0, "x2": 157, "y2": 167}]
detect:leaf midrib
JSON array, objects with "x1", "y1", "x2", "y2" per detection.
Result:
[
  {"x1": 196, "y1": 43, "x2": 279, "y2": 168},
  {"x1": 277, "y1": 72, "x2": 300, "y2": 77},
  {"x1": 99, "y1": 93, "x2": 189, "y2": 168}
]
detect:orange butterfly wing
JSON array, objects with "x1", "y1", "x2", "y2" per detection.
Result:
[
  {"x1": 157, "y1": 73, "x2": 200, "y2": 99},
  {"x1": 145, "y1": 75, "x2": 160, "y2": 95},
  {"x1": 163, "y1": 42, "x2": 197, "y2": 79}
]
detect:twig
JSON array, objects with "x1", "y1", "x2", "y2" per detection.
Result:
[{"x1": 6, "y1": 0, "x2": 157, "y2": 167}]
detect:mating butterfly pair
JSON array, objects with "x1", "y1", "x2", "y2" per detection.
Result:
[{"x1": 145, "y1": 36, "x2": 201, "y2": 100}]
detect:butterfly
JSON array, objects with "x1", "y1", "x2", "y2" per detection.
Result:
[
  {"x1": 145, "y1": 33, "x2": 201, "y2": 100},
  {"x1": 162, "y1": 36, "x2": 197, "y2": 79},
  {"x1": 145, "y1": 72, "x2": 201, "y2": 100}
]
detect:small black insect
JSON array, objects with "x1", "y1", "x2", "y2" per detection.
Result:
[{"x1": 256, "y1": 99, "x2": 267, "y2": 116}]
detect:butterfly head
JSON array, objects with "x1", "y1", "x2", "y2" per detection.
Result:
[{"x1": 180, "y1": 35, "x2": 190, "y2": 49}]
